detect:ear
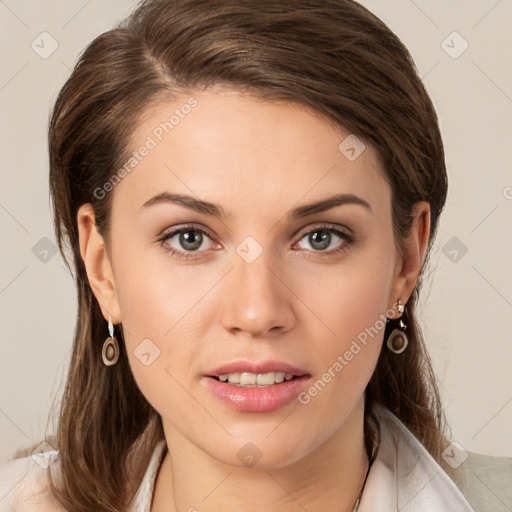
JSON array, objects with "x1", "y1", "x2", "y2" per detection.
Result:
[
  {"x1": 387, "y1": 201, "x2": 431, "y2": 317},
  {"x1": 77, "y1": 203, "x2": 122, "y2": 324}
]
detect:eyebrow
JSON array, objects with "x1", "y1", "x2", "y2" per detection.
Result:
[{"x1": 140, "y1": 192, "x2": 372, "y2": 219}]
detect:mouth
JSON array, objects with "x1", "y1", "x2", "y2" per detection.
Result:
[{"x1": 203, "y1": 360, "x2": 311, "y2": 412}]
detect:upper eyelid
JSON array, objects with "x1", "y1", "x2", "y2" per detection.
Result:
[
  {"x1": 297, "y1": 223, "x2": 351, "y2": 236},
  {"x1": 161, "y1": 222, "x2": 350, "y2": 237},
  {"x1": 160, "y1": 224, "x2": 214, "y2": 239}
]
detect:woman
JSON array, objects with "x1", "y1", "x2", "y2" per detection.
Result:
[{"x1": 0, "y1": 0, "x2": 492, "y2": 510}]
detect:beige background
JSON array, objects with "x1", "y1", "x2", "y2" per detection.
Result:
[{"x1": 0, "y1": 0, "x2": 511, "y2": 464}]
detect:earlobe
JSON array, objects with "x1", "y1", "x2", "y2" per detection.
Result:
[{"x1": 77, "y1": 203, "x2": 121, "y2": 323}]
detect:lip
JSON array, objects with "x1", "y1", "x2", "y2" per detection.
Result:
[
  {"x1": 203, "y1": 359, "x2": 311, "y2": 413},
  {"x1": 205, "y1": 360, "x2": 309, "y2": 377},
  {"x1": 203, "y1": 375, "x2": 310, "y2": 412}
]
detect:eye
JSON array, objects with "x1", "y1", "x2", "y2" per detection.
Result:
[
  {"x1": 295, "y1": 224, "x2": 354, "y2": 256},
  {"x1": 157, "y1": 223, "x2": 354, "y2": 260},
  {"x1": 158, "y1": 224, "x2": 218, "y2": 259}
]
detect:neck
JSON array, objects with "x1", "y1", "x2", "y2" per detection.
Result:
[{"x1": 152, "y1": 399, "x2": 369, "y2": 512}]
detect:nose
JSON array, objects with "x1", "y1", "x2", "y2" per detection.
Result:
[{"x1": 220, "y1": 244, "x2": 296, "y2": 339}]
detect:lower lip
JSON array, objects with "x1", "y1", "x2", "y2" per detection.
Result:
[{"x1": 203, "y1": 375, "x2": 310, "y2": 412}]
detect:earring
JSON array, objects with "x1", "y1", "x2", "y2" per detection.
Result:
[
  {"x1": 386, "y1": 299, "x2": 408, "y2": 354},
  {"x1": 102, "y1": 314, "x2": 120, "y2": 366}
]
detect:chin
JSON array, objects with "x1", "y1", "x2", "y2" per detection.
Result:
[{"x1": 201, "y1": 432, "x2": 317, "y2": 470}]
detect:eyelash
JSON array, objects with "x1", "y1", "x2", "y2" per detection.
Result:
[{"x1": 157, "y1": 223, "x2": 355, "y2": 260}]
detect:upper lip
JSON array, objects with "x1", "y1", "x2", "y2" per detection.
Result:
[{"x1": 206, "y1": 360, "x2": 309, "y2": 377}]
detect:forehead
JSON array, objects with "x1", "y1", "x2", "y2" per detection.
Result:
[{"x1": 112, "y1": 87, "x2": 390, "y2": 221}]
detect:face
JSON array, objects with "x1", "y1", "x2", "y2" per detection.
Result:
[{"x1": 88, "y1": 87, "x2": 409, "y2": 468}]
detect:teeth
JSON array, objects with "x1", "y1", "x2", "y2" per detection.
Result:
[
  {"x1": 217, "y1": 371, "x2": 293, "y2": 386},
  {"x1": 227, "y1": 373, "x2": 240, "y2": 384},
  {"x1": 258, "y1": 372, "x2": 283, "y2": 385},
  {"x1": 274, "y1": 373, "x2": 285, "y2": 383},
  {"x1": 240, "y1": 372, "x2": 257, "y2": 385}
]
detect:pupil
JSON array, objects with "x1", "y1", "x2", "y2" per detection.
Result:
[
  {"x1": 180, "y1": 230, "x2": 202, "y2": 251},
  {"x1": 310, "y1": 230, "x2": 330, "y2": 250}
]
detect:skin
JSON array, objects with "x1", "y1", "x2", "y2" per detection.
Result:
[{"x1": 77, "y1": 86, "x2": 430, "y2": 511}]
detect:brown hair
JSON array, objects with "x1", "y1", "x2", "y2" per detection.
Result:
[{"x1": 46, "y1": 0, "x2": 451, "y2": 509}]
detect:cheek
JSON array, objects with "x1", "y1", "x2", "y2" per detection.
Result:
[
  {"x1": 297, "y1": 250, "x2": 391, "y2": 337},
  {"x1": 110, "y1": 242, "x2": 218, "y2": 409},
  {"x1": 293, "y1": 252, "x2": 393, "y2": 402},
  {"x1": 112, "y1": 237, "x2": 216, "y2": 341}
]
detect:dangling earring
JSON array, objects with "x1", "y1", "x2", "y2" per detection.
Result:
[
  {"x1": 386, "y1": 299, "x2": 408, "y2": 354},
  {"x1": 102, "y1": 314, "x2": 120, "y2": 366}
]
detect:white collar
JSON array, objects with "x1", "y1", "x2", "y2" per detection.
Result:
[{"x1": 359, "y1": 403, "x2": 475, "y2": 511}]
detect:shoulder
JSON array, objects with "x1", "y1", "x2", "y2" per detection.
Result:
[
  {"x1": 462, "y1": 452, "x2": 512, "y2": 512},
  {"x1": 0, "y1": 450, "x2": 66, "y2": 512},
  {"x1": 1, "y1": 439, "x2": 168, "y2": 512},
  {"x1": 368, "y1": 404, "x2": 474, "y2": 510},
  {"x1": 369, "y1": 404, "x2": 512, "y2": 511}
]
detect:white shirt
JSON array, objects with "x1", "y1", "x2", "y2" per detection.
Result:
[
  {"x1": 358, "y1": 404, "x2": 475, "y2": 511},
  {"x1": 0, "y1": 404, "x2": 476, "y2": 511}
]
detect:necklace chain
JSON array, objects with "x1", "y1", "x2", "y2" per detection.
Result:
[{"x1": 352, "y1": 456, "x2": 372, "y2": 512}]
